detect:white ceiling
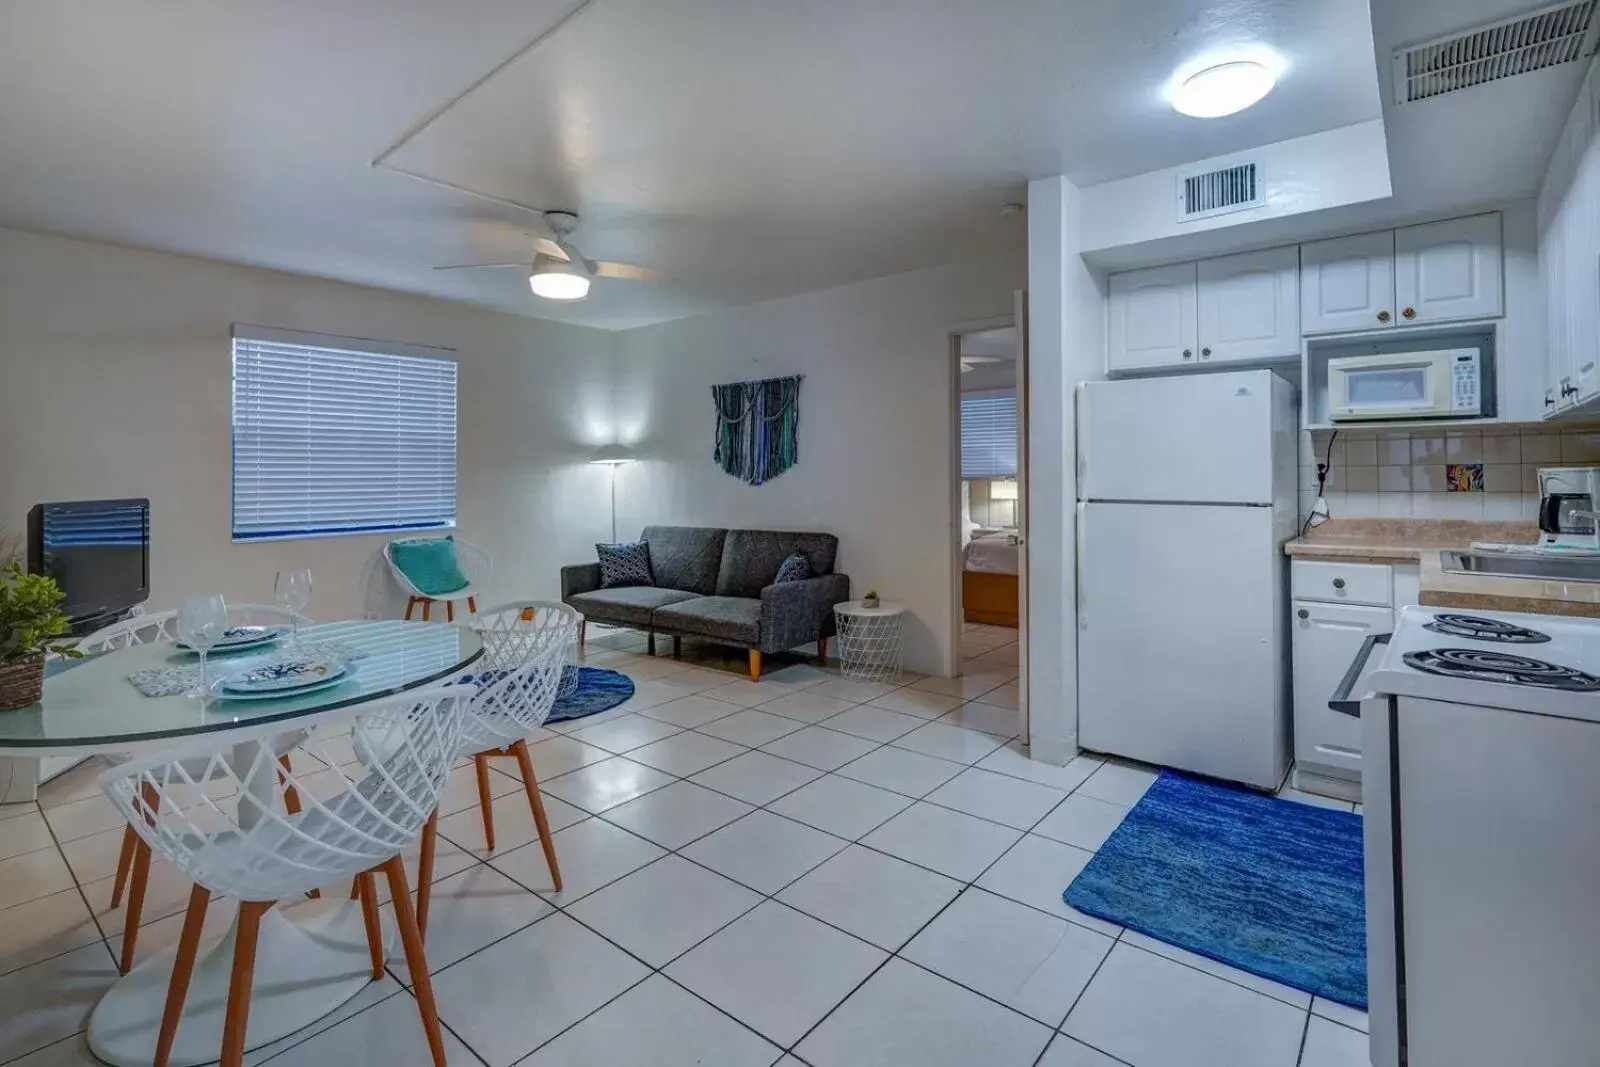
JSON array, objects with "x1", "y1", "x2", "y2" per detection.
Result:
[{"x1": 0, "y1": 0, "x2": 1381, "y2": 328}]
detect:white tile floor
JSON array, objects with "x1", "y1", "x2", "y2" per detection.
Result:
[{"x1": 0, "y1": 622, "x2": 1367, "y2": 1067}]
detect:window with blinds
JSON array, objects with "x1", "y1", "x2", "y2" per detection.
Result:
[
  {"x1": 231, "y1": 327, "x2": 459, "y2": 542},
  {"x1": 960, "y1": 390, "x2": 1018, "y2": 479}
]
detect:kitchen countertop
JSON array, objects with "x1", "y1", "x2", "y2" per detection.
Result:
[{"x1": 1284, "y1": 518, "x2": 1600, "y2": 617}]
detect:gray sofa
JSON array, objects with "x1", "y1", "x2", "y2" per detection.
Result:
[{"x1": 560, "y1": 525, "x2": 850, "y2": 680}]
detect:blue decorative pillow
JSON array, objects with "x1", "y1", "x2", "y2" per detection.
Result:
[
  {"x1": 774, "y1": 552, "x2": 811, "y2": 584},
  {"x1": 597, "y1": 540, "x2": 654, "y2": 588},
  {"x1": 388, "y1": 536, "x2": 469, "y2": 596}
]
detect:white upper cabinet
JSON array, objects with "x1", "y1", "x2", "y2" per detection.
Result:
[
  {"x1": 1537, "y1": 57, "x2": 1600, "y2": 416},
  {"x1": 1197, "y1": 247, "x2": 1300, "y2": 364},
  {"x1": 1300, "y1": 231, "x2": 1397, "y2": 335},
  {"x1": 1107, "y1": 262, "x2": 1198, "y2": 372},
  {"x1": 1394, "y1": 214, "x2": 1504, "y2": 326}
]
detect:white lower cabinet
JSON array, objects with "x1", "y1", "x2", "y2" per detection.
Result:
[
  {"x1": 1290, "y1": 560, "x2": 1418, "y2": 798},
  {"x1": 1293, "y1": 599, "x2": 1391, "y2": 783}
]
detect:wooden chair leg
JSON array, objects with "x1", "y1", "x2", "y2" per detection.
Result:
[
  {"x1": 816, "y1": 636, "x2": 829, "y2": 666},
  {"x1": 421, "y1": 599, "x2": 432, "y2": 622},
  {"x1": 355, "y1": 873, "x2": 383, "y2": 980},
  {"x1": 220, "y1": 901, "x2": 271, "y2": 1067},
  {"x1": 472, "y1": 753, "x2": 496, "y2": 851},
  {"x1": 154, "y1": 884, "x2": 211, "y2": 1067},
  {"x1": 109, "y1": 825, "x2": 138, "y2": 908},
  {"x1": 445, "y1": 600, "x2": 455, "y2": 623},
  {"x1": 748, "y1": 649, "x2": 762, "y2": 682},
  {"x1": 578, "y1": 619, "x2": 587, "y2": 650},
  {"x1": 467, "y1": 595, "x2": 477, "y2": 614},
  {"x1": 277, "y1": 754, "x2": 318, "y2": 900},
  {"x1": 383, "y1": 856, "x2": 450, "y2": 1067},
  {"x1": 511, "y1": 739, "x2": 563, "y2": 893},
  {"x1": 416, "y1": 808, "x2": 439, "y2": 941},
  {"x1": 120, "y1": 838, "x2": 152, "y2": 974},
  {"x1": 404, "y1": 596, "x2": 417, "y2": 621}
]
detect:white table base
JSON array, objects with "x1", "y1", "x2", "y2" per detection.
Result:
[{"x1": 88, "y1": 900, "x2": 393, "y2": 1067}]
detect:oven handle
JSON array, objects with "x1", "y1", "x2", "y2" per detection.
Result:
[{"x1": 1329, "y1": 632, "x2": 1392, "y2": 718}]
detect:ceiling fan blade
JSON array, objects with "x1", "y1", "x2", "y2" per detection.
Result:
[
  {"x1": 592, "y1": 260, "x2": 664, "y2": 281},
  {"x1": 432, "y1": 262, "x2": 530, "y2": 271},
  {"x1": 532, "y1": 237, "x2": 568, "y2": 260}
]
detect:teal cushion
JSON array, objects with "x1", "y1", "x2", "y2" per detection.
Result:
[{"x1": 389, "y1": 536, "x2": 469, "y2": 596}]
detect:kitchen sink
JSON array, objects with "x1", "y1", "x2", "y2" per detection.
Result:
[{"x1": 1441, "y1": 550, "x2": 1600, "y2": 582}]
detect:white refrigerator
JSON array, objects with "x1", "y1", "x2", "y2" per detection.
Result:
[{"x1": 1076, "y1": 370, "x2": 1298, "y2": 789}]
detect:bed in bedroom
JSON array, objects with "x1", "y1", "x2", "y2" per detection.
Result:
[{"x1": 962, "y1": 531, "x2": 1019, "y2": 627}]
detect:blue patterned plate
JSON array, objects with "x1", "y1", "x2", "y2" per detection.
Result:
[
  {"x1": 176, "y1": 626, "x2": 286, "y2": 653},
  {"x1": 217, "y1": 656, "x2": 347, "y2": 694},
  {"x1": 208, "y1": 670, "x2": 350, "y2": 702}
]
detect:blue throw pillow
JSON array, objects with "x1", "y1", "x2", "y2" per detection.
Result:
[
  {"x1": 389, "y1": 536, "x2": 470, "y2": 596},
  {"x1": 774, "y1": 552, "x2": 811, "y2": 584},
  {"x1": 597, "y1": 540, "x2": 654, "y2": 588}
]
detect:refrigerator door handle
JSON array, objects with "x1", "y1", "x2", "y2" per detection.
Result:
[{"x1": 1075, "y1": 504, "x2": 1087, "y2": 630}]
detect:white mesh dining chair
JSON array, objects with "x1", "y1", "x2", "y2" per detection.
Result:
[
  {"x1": 384, "y1": 537, "x2": 490, "y2": 623},
  {"x1": 77, "y1": 604, "x2": 314, "y2": 973},
  {"x1": 413, "y1": 601, "x2": 579, "y2": 935},
  {"x1": 100, "y1": 684, "x2": 470, "y2": 1067}
]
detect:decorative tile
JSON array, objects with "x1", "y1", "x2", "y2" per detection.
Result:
[{"x1": 1445, "y1": 462, "x2": 1484, "y2": 492}]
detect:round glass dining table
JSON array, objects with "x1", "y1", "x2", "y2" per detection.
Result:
[{"x1": 0, "y1": 620, "x2": 483, "y2": 1067}]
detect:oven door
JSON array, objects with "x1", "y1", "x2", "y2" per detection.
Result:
[{"x1": 1329, "y1": 356, "x2": 1451, "y2": 420}]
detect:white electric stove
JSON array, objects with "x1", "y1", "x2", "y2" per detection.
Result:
[{"x1": 1336, "y1": 606, "x2": 1600, "y2": 1067}]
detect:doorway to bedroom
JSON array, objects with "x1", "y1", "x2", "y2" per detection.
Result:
[{"x1": 950, "y1": 315, "x2": 1026, "y2": 744}]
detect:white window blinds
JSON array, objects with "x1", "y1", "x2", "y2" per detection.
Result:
[
  {"x1": 231, "y1": 327, "x2": 458, "y2": 542},
  {"x1": 960, "y1": 390, "x2": 1018, "y2": 479}
]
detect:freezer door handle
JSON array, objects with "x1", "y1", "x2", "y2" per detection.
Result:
[{"x1": 1329, "y1": 632, "x2": 1391, "y2": 717}]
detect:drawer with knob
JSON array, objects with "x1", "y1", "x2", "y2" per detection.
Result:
[{"x1": 1290, "y1": 560, "x2": 1393, "y2": 607}]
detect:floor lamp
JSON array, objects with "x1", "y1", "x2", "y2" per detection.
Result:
[{"x1": 589, "y1": 445, "x2": 632, "y2": 543}]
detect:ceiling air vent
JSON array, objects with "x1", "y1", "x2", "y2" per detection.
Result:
[
  {"x1": 1393, "y1": 0, "x2": 1600, "y2": 105},
  {"x1": 1176, "y1": 162, "x2": 1262, "y2": 223}
]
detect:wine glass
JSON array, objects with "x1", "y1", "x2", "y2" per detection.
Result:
[
  {"x1": 178, "y1": 595, "x2": 228, "y2": 701},
  {"x1": 275, "y1": 568, "x2": 313, "y2": 644}
]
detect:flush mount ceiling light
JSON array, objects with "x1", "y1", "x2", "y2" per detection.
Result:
[
  {"x1": 1172, "y1": 60, "x2": 1277, "y2": 118},
  {"x1": 528, "y1": 253, "x2": 591, "y2": 301}
]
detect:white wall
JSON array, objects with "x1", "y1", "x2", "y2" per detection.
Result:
[
  {"x1": 1026, "y1": 176, "x2": 1107, "y2": 764},
  {"x1": 611, "y1": 255, "x2": 1026, "y2": 675},
  {"x1": 0, "y1": 227, "x2": 618, "y2": 622}
]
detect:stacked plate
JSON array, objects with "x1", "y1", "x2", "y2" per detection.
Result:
[
  {"x1": 177, "y1": 626, "x2": 286, "y2": 655},
  {"x1": 210, "y1": 655, "x2": 350, "y2": 701}
]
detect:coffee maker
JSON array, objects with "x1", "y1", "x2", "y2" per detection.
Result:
[{"x1": 1538, "y1": 467, "x2": 1600, "y2": 550}]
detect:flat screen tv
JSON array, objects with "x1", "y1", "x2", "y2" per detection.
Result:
[{"x1": 27, "y1": 498, "x2": 150, "y2": 634}]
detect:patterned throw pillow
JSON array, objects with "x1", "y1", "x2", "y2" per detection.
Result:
[
  {"x1": 774, "y1": 551, "x2": 811, "y2": 584},
  {"x1": 597, "y1": 540, "x2": 654, "y2": 588}
]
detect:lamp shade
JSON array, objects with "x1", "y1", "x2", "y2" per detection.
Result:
[
  {"x1": 589, "y1": 444, "x2": 633, "y2": 465},
  {"x1": 990, "y1": 479, "x2": 1019, "y2": 501},
  {"x1": 529, "y1": 253, "x2": 591, "y2": 301}
]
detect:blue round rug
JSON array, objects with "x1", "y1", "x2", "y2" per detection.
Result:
[{"x1": 547, "y1": 667, "x2": 635, "y2": 724}]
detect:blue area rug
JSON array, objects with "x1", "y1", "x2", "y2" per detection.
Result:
[
  {"x1": 1064, "y1": 770, "x2": 1367, "y2": 1008},
  {"x1": 547, "y1": 667, "x2": 635, "y2": 724}
]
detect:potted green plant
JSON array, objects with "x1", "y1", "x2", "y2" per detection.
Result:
[
  {"x1": 861, "y1": 588, "x2": 880, "y2": 610},
  {"x1": 0, "y1": 559, "x2": 78, "y2": 710}
]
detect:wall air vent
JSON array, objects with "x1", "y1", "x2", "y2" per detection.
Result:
[
  {"x1": 1176, "y1": 162, "x2": 1262, "y2": 223},
  {"x1": 1393, "y1": 0, "x2": 1600, "y2": 105}
]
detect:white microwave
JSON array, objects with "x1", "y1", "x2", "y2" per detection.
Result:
[{"x1": 1327, "y1": 349, "x2": 1483, "y2": 421}]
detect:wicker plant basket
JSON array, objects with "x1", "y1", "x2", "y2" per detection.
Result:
[{"x1": 0, "y1": 652, "x2": 45, "y2": 710}]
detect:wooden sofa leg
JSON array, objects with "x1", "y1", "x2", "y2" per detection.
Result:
[
  {"x1": 579, "y1": 619, "x2": 586, "y2": 650},
  {"x1": 748, "y1": 649, "x2": 762, "y2": 682},
  {"x1": 816, "y1": 637, "x2": 828, "y2": 667},
  {"x1": 672, "y1": 635, "x2": 682, "y2": 659},
  {"x1": 647, "y1": 631, "x2": 656, "y2": 656}
]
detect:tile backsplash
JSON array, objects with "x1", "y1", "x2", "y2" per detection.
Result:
[{"x1": 1300, "y1": 424, "x2": 1600, "y2": 523}]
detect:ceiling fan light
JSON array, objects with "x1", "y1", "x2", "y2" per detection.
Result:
[
  {"x1": 529, "y1": 253, "x2": 591, "y2": 300},
  {"x1": 1172, "y1": 60, "x2": 1276, "y2": 118}
]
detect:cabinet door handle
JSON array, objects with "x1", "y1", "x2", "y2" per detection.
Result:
[
  {"x1": 1377, "y1": 310, "x2": 1391, "y2": 323},
  {"x1": 1201, "y1": 347, "x2": 1212, "y2": 359},
  {"x1": 1562, "y1": 384, "x2": 1579, "y2": 398},
  {"x1": 1402, "y1": 306, "x2": 1416, "y2": 320},
  {"x1": 1182, "y1": 349, "x2": 1193, "y2": 360},
  {"x1": 1332, "y1": 578, "x2": 1346, "y2": 589},
  {"x1": 1297, "y1": 608, "x2": 1310, "y2": 620},
  {"x1": 1547, "y1": 395, "x2": 1557, "y2": 408}
]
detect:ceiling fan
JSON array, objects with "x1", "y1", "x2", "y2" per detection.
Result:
[{"x1": 432, "y1": 211, "x2": 662, "y2": 301}]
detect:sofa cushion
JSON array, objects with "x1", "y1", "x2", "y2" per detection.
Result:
[
  {"x1": 596, "y1": 540, "x2": 654, "y2": 588},
  {"x1": 774, "y1": 552, "x2": 811, "y2": 583},
  {"x1": 640, "y1": 526, "x2": 727, "y2": 595},
  {"x1": 651, "y1": 596, "x2": 762, "y2": 646},
  {"x1": 716, "y1": 530, "x2": 839, "y2": 599},
  {"x1": 388, "y1": 536, "x2": 469, "y2": 596},
  {"x1": 567, "y1": 586, "x2": 699, "y2": 627}
]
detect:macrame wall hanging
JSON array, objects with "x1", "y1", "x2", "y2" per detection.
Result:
[{"x1": 711, "y1": 374, "x2": 803, "y2": 486}]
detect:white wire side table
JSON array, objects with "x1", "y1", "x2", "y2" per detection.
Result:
[{"x1": 833, "y1": 600, "x2": 908, "y2": 682}]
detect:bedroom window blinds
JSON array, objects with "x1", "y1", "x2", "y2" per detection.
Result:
[
  {"x1": 231, "y1": 326, "x2": 458, "y2": 542},
  {"x1": 960, "y1": 390, "x2": 1017, "y2": 479}
]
